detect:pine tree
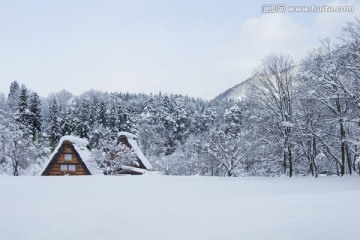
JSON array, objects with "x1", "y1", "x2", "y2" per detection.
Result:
[
  {"x1": 14, "y1": 84, "x2": 32, "y2": 128},
  {"x1": 59, "y1": 104, "x2": 74, "y2": 136},
  {"x1": 98, "y1": 100, "x2": 107, "y2": 127},
  {"x1": 224, "y1": 102, "x2": 243, "y2": 136},
  {"x1": 48, "y1": 97, "x2": 61, "y2": 148},
  {"x1": 108, "y1": 103, "x2": 118, "y2": 139},
  {"x1": 28, "y1": 92, "x2": 42, "y2": 139},
  {"x1": 18, "y1": 84, "x2": 28, "y2": 113},
  {"x1": 121, "y1": 109, "x2": 138, "y2": 134},
  {"x1": 90, "y1": 97, "x2": 99, "y2": 128},
  {"x1": 77, "y1": 97, "x2": 91, "y2": 138},
  {"x1": 7, "y1": 81, "x2": 20, "y2": 113}
]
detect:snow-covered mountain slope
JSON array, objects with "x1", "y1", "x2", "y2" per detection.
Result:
[
  {"x1": 215, "y1": 65, "x2": 299, "y2": 101},
  {"x1": 214, "y1": 75, "x2": 257, "y2": 101},
  {"x1": 0, "y1": 176, "x2": 359, "y2": 240}
]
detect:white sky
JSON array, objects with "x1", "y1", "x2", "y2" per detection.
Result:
[{"x1": 0, "y1": 0, "x2": 359, "y2": 99}]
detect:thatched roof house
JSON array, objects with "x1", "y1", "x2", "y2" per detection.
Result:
[
  {"x1": 41, "y1": 136, "x2": 102, "y2": 176},
  {"x1": 115, "y1": 132, "x2": 154, "y2": 175}
]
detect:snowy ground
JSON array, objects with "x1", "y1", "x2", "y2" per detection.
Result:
[{"x1": 0, "y1": 176, "x2": 359, "y2": 240}]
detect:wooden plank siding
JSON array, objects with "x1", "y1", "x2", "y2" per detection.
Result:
[{"x1": 42, "y1": 141, "x2": 91, "y2": 176}]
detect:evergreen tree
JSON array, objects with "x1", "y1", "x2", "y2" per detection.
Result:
[
  {"x1": 17, "y1": 84, "x2": 28, "y2": 113},
  {"x1": 77, "y1": 97, "x2": 92, "y2": 138},
  {"x1": 59, "y1": 103, "x2": 74, "y2": 136},
  {"x1": 29, "y1": 92, "x2": 42, "y2": 139},
  {"x1": 98, "y1": 100, "x2": 107, "y2": 127},
  {"x1": 108, "y1": 103, "x2": 118, "y2": 139},
  {"x1": 121, "y1": 109, "x2": 138, "y2": 134},
  {"x1": 7, "y1": 81, "x2": 20, "y2": 113},
  {"x1": 224, "y1": 103, "x2": 243, "y2": 136},
  {"x1": 14, "y1": 84, "x2": 32, "y2": 128},
  {"x1": 28, "y1": 92, "x2": 42, "y2": 139},
  {"x1": 48, "y1": 97, "x2": 61, "y2": 148},
  {"x1": 90, "y1": 97, "x2": 99, "y2": 128}
]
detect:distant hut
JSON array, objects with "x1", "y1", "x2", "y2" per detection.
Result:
[
  {"x1": 41, "y1": 136, "x2": 102, "y2": 176},
  {"x1": 115, "y1": 132, "x2": 154, "y2": 175}
]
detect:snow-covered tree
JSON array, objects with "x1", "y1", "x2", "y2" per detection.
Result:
[
  {"x1": 28, "y1": 92, "x2": 42, "y2": 139},
  {"x1": 203, "y1": 129, "x2": 254, "y2": 177},
  {"x1": 0, "y1": 123, "x2": 38, "y2": 175},
  {"x1": 97, "y1": 100, "x2": 107, "y2": 127},
  {"x1": 91, "y1": 138, "x2": 137, "y2": 175},
  {"x1": 7, "y1": 81, "x2": 20, "y2": 113},
  {"x1": 14, "y1": 84, "x2": 32, "y2": 128},
  {"x1": 48, "y1": 97, "x2": 61, "y2": 148},
  {"x1": 253, "y1": 54, "x2": 297, "y2": 177},
  {"x1": 300, "y1": 44, "x2": 355, "y2": 176}
]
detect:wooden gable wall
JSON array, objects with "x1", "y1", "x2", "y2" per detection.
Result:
[{"x1": 42, "y1": 141, "x2": 91, "y2": 176}]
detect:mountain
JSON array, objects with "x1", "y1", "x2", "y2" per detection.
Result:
[
  {"x1": 214, "y1": 65, "x2": 299, "y2": 101},
  {"x1": 214, "y1": 75, "x2": 257, "y2": 101}
]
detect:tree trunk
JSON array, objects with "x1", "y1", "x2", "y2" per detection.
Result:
[
  {"x1": 288, "y1": 143, "x2": 293, "y2": 177},
  {"x1": 12, "y1": 162, "x2": 19, "y2": 176},
  {"x1": 283, "y1": 150, "x2": 287, "y2": 175},
  {"x1": 340, "y1": 121, "x2": 346, "y2": 176},
  {"x1": 312, "y1": 136, "x2": 318, "y2": 177},
  {"x1": 346, "y1": 145, "x2": 352, "y2": 175},
  {"x1": 284, "y1": 127, "x2": 292, "y2": 177},
  {"x1": 335, "y1": 161, "x2": 340, "y2": 176}
]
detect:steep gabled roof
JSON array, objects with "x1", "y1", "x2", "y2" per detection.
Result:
[
  {"x1": 41, "y1": 136, "x2": 103, "y2": 175},
  {"x1": 117, "y1": 132, "x2": 153, "y2": 171}
]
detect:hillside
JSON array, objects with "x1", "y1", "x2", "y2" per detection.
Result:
[
  {"x1": 215, "y1": 65, "x2": 299, "y2": 101},
  {"x1": 0, "y1": 176, "x2": 359, "y2": 240},
  {"x1": 214, "y1": 75, "x2": 257, "y2": 101}
]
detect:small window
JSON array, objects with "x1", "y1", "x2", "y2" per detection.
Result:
[
  {"x1": 68, "y1": 165, "x2": 76, "y2": 171},
  {"x1": 60, "y1": 164, "x2": 68, "y2": 171},
  {"x1": 60, "y1": 164, "x2": 76, "y2": 172},
  {"x1": 64, "y1": 154, "x2": 72, "y2": 161}
]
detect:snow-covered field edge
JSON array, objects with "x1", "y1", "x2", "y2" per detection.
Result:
[{"x1": 0, "y1": 175, "x2": 359, "y2": 240}]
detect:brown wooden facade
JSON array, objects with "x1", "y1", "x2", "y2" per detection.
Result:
[{"x1": 42, "y1": 140, "x2": 91, "y2": 176}]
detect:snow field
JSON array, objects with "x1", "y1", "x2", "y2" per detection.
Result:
[{"x1": 0, "y1": 176, "x2": 359, "y2": 240}]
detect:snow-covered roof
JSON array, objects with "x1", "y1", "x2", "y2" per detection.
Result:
[
  {"x1": 121, "y1": 166, "x2": 149, "y2": 174},
  {"x1": 41, "y1": 135, "x2": 103, "y2": 175},
  {"x1": 120, "y1": 166, "x2": 159, "y2": 175},
  {"x1": 118, "y1": 131, "x2": 137, "y2": 139},
  {"x1": 118, "y1": 132, "x2": 153, "y2": 170}
]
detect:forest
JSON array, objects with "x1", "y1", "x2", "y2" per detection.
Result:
[{"x1": 0, "y1": 19, "x2": 359, "y2": 177}]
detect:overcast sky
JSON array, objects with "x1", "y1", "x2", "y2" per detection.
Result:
[{"x1": 0, "y1": 0, "x2": 359, "y2": 99}]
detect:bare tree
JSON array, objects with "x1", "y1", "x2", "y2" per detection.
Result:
[
  {"x1": 253, "y1": 54, "x2": 297, "y2": 177},
  {"x1": 204, "y1": 130, "x2": 254, "y2": 177},
  {"x1": 300, "y1": 42, "x2": 356, "y2": 176}
]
